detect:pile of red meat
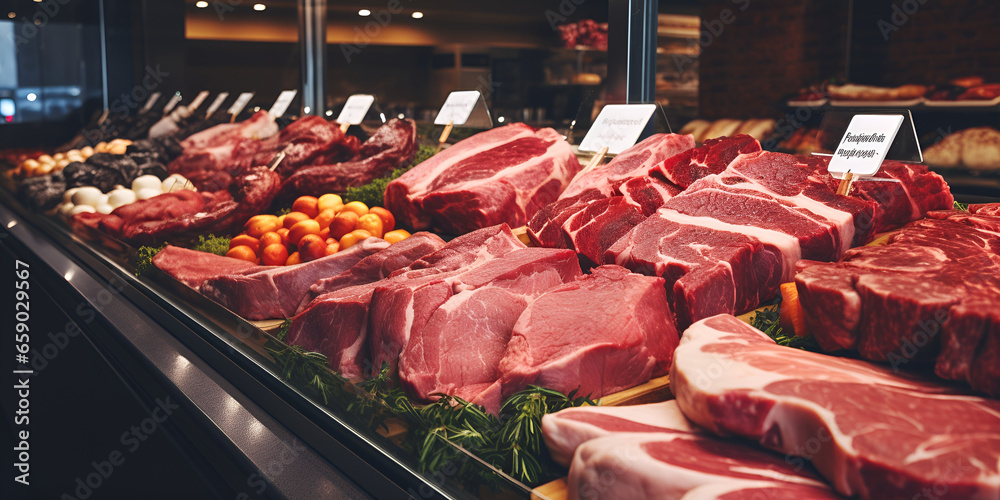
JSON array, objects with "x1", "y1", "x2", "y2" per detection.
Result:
[
  {"x1": 528, "y1": 134, "x2": 953, "y2": 329},
  {"x1": 545, "y1": 314, "x2": 1000, "y2": 500},
  {"x1": 795, "y1": 203, "x2": 1000, "y2": 396},
  {"x1": 155, "y1": 224, "x2": 681, "y2": 412},
  {"x1": 72, "y1": 113, "x2": 417, "y2": 246}
]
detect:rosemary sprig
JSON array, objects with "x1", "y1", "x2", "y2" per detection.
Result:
[
  {"x1": 953, "y1": 200, "x2": 968, "y2": 212},
  {"x1": 750, "y1": 305, "x2": 822, "y2": 352},
  {"x1": 274, "y1": 319, "x2": 291, "y2": 342}
]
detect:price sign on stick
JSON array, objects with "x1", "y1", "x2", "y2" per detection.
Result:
[
  {"x1": 579, "y1": 104, "x2": 657, "y2": 155},
  {"x1": 205, "y1": 92, "x2": 229, "y2": 118},
  {"x1": 828, "y1": 114, "x2": 904, "y2": 195},
  {"x1": 337, "y1": 94, "x2": 376, "y2": 132},
  {"x1": 187, "y1": 91, "x2": 210, "y2": 112},
  {"x1": 227, "y1": 92, "x2": 255, "y2": 121},
  {"x1": 139, "y1": 92, "x2": 162, "y2": 114},
  {"x1": 269, "y1": 90, "x2": 298, "y2": 118},
  {"x1": 162, "y1": 93, "x2": 183, "y2": 114},
  {"x1": 434, "y1": 91, "x2": 481, "y2": 126}
]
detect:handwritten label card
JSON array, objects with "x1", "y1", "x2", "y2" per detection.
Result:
[
  {"x1": 579, "y1": 104, "x2": 657, "y2": 154},
  {"x1": 139, "y1": 92, "x2": 162, "y2": 114},
  {"x1": 434, "y1": 91, "x2": 481, "y2": 125},
  {"x1": 227, "y1": 92, "x2": 254, "y2": 116},
  {"x1": 205, "y1": 92, "x2": 229, "y2": 118},
  {"x1": 337, "y1": 94, "x2": 376, "y2": 125},
  {"x1": 269, "y1": 90, "x2": 298, "y2": 118},
  {"x1": 828, "y1": 114, "x2": 905, "y2": 179}
]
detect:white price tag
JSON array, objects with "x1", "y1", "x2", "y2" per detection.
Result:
[
  {"x1": 139, "y1": 92, "x2": 162, "y2": 114},
  {"x1": 337, "y1": 94, "x2": 376, "y2": 125},
  {"x1": 434, "y1": 91, "x2": 481, "y2": 125},
  {"x1": 828, "y1": 114, "x2": 905, "y2": 179},
  {"x1": 579, "y1": 104, "x2": 657, "y2": 154},
  {"x1": 205, "y1": 92, "x2": 229, "y2": 118},
  {"x1": 227, "y1": 92, "x2": 254, "y2": 116},
  {"x1": 162, "y1": 93, "x2": 183, "y2": 114},
  {"x1": 269, "y1": 90, "x2": 298, "y2": 118},
  {"x1": 188, "y1": 91, "x2": 210, "y2": 111}
]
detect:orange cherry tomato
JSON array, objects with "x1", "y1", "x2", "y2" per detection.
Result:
[
  {"x1": 229, "y1": 234, "x2": 260, "y2": 254},
  {"x1": 356, "y1": 213, "x2": 384, "y2": 238},
  {"x1": 260, "y1": 243, "x2": 289, "y2": 266},
  {"x1": 226, "y1": 245, "x2": 258, "y2": 264},
  {"x1": 328, "y1": 211, "x2": 359, "y2": 240},
  {"x1": 314, "y1": 208, "x2": 337, "y2": 229},
  {"x1": 383, "y1": 229, "x2": 411, "y2": 244},
  {"x1": 292, "y1": 196, "x2": 319, "y2": 219},
  {"x1": 244, "y1": 215, "x2": 281, "y2": 238},
  {"x1": 323, "y1": 242, "x2": 340, "y2": 256},
  {"x1": 317, "y1": 193, "x2": 343, "y2": 213},
  {"x1": 338, "y1": 201, "x2": 369, "y2": 217},
  {"x1": 368, "y1": 207, "x2": 395, "y2": 233},
  {"x1": 287, "y1": 219, "x2": 321, "y2": 246},
  {"x1": 297, "y1": 234, "x2": 326, "y2": 262},
  {"x1": 282, "y1": 211, "x2": 311, "y2": 230},
  {"x1": 259, "y1": 231, "x2": 283, "y2": 249},
  {"x1": 339, "y1": 229, "x2": 372, "y2": 250},
  {"x1": 285, "y1": 251, "x2": 302, "y2": 266}
]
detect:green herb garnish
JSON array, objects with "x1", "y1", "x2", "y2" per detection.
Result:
[
  {"x1": 191, "y1": 234, "x2": 230, "y2": 256},
  {"x1": 953, "y1": 200, "x2": 968, "y2": 212},
  {"x1": 134, "y1": 243, "x2": 167, "y2": 277},
  {"x1": 750, "y1": 305, "x2": 822, "y2": 351}
]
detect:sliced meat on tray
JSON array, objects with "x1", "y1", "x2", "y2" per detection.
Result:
[
  {"x1": 279, "y1": 118, "x2": 416, "y2": 197},
  {"x1": 152, "y1": 245, "x2": 257, "y2": 290},
  {"x1": 795, "y1": 207, "x2": 1000, "y2": 396},
  {"x1": 499, "y1": 266, "x2": 678, "y2": 401},
  {"x1": 542, "y1": 401, "x2": 699, "y2": 467},
  {"x1": 568, "y1": 434, "x2": 840, "y2": 500},
  {"x1": 201, "y1": 238, "x2": 390, "y2": 320},
  {"x1": 384, "y1": 123, "x2": 580, "y2": 234},
  {"x1": 671, "y1": 314, "x2": 1000, "y2": 500}
]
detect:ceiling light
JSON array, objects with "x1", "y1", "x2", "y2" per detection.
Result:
[
  {"x1": 358, "y1": 9, "x2": 371, "y2": 16},
  {"x1": 411, "y1": 11, "x2": 423, "y2": 19},
  {"x1": 26, "y1": 93, "x2": 37, "y2": 102},
  {"x1": 253, "y1": 3, "x2": 266, "y2": 11},
  {"x1": 303, "y1": 106, "x2": 311, "y2": 114},
  {"x1": 325, "y1": 110, "x2": 333, "y2": 117},
  {"x1": 397, "y1": 113, "x2": 404, "y2": 119},
  {"x1": 195, "y1": 1, "x2": 208, "y2": 8},
  {"x1": 498, "y1": 116, "x2": 505, "y2": 123},
  {"x1": 33, "y1": 0, "x2": 41, "y2": 3}
]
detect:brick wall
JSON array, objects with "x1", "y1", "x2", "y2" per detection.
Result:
[{"x1": 696, "y1": 0, "x2": 1000, "y2": 119}]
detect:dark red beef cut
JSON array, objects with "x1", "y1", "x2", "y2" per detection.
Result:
[
  {"x1": 152, "y1": 245, "x2": 257, "y2": 290},
  {"x1": 672, "y1": 314, "x2": 1000, "y2": 500},
  {"x1": 248, "y1": 115, "x2": 360, "y2": 177},
  {"x1": 795, "y1": 209, "x2": 1000, "y2": 396},
  {"x1": 607, "y1": 151, "x2": 880, "y2": 328},
  {"x1": 296, "y1": 232, "x2": 446, "y2": 313},
  {"x1": 561, "y1": 197, "x2": 646, "y2": 267},
  {"x1": 200, "y1": 238, "x2": 390, "y2": 320},
  {"x1": 278, "y1": 119, "x2": 415, "y2": 197},
  {"x1": 384, "y1": 123, "x2": 580, "y2": 234},
  {"x1": 168, "y1": 111, "x2": 279, "y2": 178},
  {"x1": 498, "y1": 265, "x2": 678, "y2": 401},
  {"x1": 525, "y1": 188, "x2": 605, "y2": 249},
  {"x1": 649, "y1": 133, "x2": 761, "y2": 189},
  {"x1": 618, "y1": 174, "x2": 682, "y2": 216},
  {"x1": 560, "y1": 133, "x2": 695, "y2": 199}
]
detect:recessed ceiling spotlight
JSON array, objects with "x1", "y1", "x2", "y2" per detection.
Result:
[
  {"x1": 195, "y1": 1, "x2": 208, "y2": 8},
  {"x1": 358, "y1": 9, "x2": 371, "y2": 16},
  {"x1": 411, "y1": 11, "x2": 423, "y2": 19},
  {"x1": 253, "y1": 3, "x2": 266, "y2": 11},
  {"x1": 26, "y1": 93, "x2": 37, "y2": 102},
  {"x1": 7, "y1": 11, "x2": 15, "y2": 18}
]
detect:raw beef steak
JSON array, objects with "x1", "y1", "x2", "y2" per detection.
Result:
[
  {"x1": 560, "y1": 133, "x2": 694, "y2": 199},
  {"x1": 671, "y1": 314, "x2": 1000, "y2": 500},
  {"x1": 384, "y1": 123, "x2": 580, "y2": 234},
  {"x1": 498, "y1": 266, "x2": 678, "y2": 400}
]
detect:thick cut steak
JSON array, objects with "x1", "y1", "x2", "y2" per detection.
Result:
[
  {"x1": 561, "y1": 197, "x2": 646, "y2": 267},
  {"x1": 395, "y1": 247, "x2": 582, "y2": 412},
  {"x1": 367, "y1": 225, "x2": 527, "y2": 373},
  {"x1": 498, "y1": 266, "x2": 678, "y2": 400},
  {"x1": 201, "y1": 238, "x2": 390, "y2": 319},
  {"x1": 152, "y1": 245, "x2": 257, "y2": 290},
  {"x1": 560, "y1": 133, "x2": 695, "y2": 199},
  {"x1": 297, "y1": 232, "x2": 445, "y2": 313},
  {"x1": 650, "y1": 134, "x2": 761, "y2": 189},
  {"x1": 618, "y1": 174, "x2": 682, "y2": 216},
  {"x1": 795, "y1": 208, "x2": 1000, "y2": 396},
  {"x1": 526, "y1": 188, "x2": 605, "y2": 249},
  {"x1": 671, "y1": 314, "x2": 1000, "y2": 500},
  {"x1": 384, "y1": 123, "x2": 580, "y2": 234}
]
